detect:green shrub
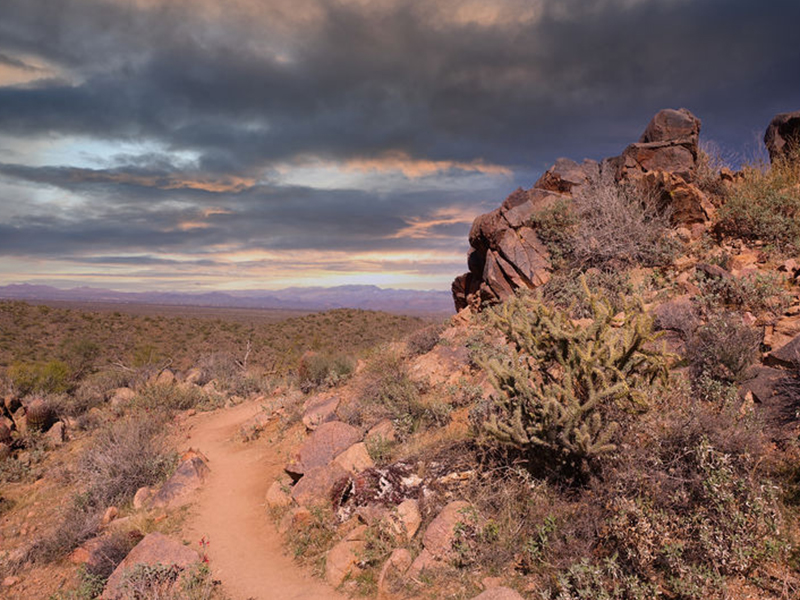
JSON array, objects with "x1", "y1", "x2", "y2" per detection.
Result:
[
  {"x1": 8, "y1": 360, "x2": 72, "y2": 395},
  {"x1": 358, "y1": 352, "x2": 441, "y2": 433},
  {"x1": 297, "y1": 352, "x2": 355, "y2": 392},
  {"x1": 480, "y1": 282, "x2": 669, "y2": 477},
  {"x1": 539, "y1": 269, "x2": 633, "y2": 319},
  {"x1": 529, "y1": 199, "x2": 577, "y2": 268},
  {"x1": 695, "y1": 270, "x2": 790, "y2": 316},
  {"x1": 406, "y1": 322, "x2": 445, "y2": 356},
  {"x1": 717, "y1": 160, "x2": 800, "y2": 253}
]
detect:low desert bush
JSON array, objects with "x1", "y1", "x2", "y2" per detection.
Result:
[
  {"x1": 8, "y1": 360, "x2": 72, "y2": 396},
  {"x1": 529, "y1": 199, "x2": 577, "y2": 269},
  {"x1": 357, "y1": 352, "x2": 441, "y2": 434},
  {"x1": 405, "y1": 322, "x2": 445, "y2": 356},
  {"x1": 118, "y1": 562, "x2": 222, "y2": 600},
  {"x1": 78, "y1": 412, "x2": 176, "y2": 507},
  {"x1": 717, "y1": 157, "x2": 800, "y2": 253},
  {"x1": 695, "y1": 270, "x2": 790, "y2": 316},
  {"x1": 685, "y1": 312, "x2": 761, "y2": 388},
  {"x1": 297, "y1": 352, "x2": 355, "y2": 392},
  {"x1": 570, "y1": 174, "x2": 678, "y2": 269},
  {"x1": 479, "y1": 283, "x2": 669, "y2": 479},
  {"x1": 195, "y1": 352, "x2": 270, "y2": 396},
  {"x1": 28, "y1": 414, "x2": 175, "y2": 563},
  {"x1": 132, "y1": 382, "x2": 213, "y2": 413}
]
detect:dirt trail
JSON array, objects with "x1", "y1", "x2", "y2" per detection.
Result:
[{"x1": 182, "y1": 400, "x2": 345, "y2": 600}]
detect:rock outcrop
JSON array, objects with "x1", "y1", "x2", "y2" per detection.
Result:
[
  {"x1": 452, "y1": 108, "x2": 710, "y2": 311},
  {"x1": 765, "y1": 110, "x2": 800, "y2": 162}
]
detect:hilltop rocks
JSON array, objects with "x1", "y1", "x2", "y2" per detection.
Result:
[
  {"x1": 453, "y1": 108, "x2": 709, "y2": 311},
  {"x1": 765, "y1": 110, "x2": 800, "y2": 162}
]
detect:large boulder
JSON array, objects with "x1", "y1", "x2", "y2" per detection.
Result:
[
  {"x1": 765, "y1": 110, "x2": 800, "y2": 163},
  {"x1": 102, "y1": 533, "x2": 200, "y2": 599},
  {"x1": 149, "y1": 455, "x2": 210, "y2": 509},
  {"x1": 286, "y1": 420, "x2": 361, "y2": 478}
]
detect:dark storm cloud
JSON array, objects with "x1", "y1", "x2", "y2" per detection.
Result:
[
  {"x1": 1, "y1": 0, "x2": 799, "y2": 286},
  {"x1": 1, "y1": 0, "x2": 798, "y2": 169}
]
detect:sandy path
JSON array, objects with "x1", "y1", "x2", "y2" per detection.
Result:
[{"x1": 182, "y1": 400, "x2": 345, "y2": 600}]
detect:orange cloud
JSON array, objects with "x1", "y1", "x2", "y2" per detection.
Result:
[
  {"x1": 66, "y1": 169, "x2": 255, "y2": 193},
  {"x1": 344, "y1": 151, "x2": 512, "y2": 178},
  {"x1": 391, "y1": 206, "x2": 484, "y2": 239}
]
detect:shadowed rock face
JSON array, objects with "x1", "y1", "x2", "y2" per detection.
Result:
[
  {"x1": 452, "y1": 108, "x2": 706, "y2": 312},
  {"x1": 765, "y1": 111, "x2": 800, "y2": 163}
]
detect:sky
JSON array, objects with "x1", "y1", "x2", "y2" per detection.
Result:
[{"x1": 0, "y1": 0, "x2": 799, "y2": 292}]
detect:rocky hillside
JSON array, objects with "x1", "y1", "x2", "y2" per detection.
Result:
[{"x1": 2, "y1": 108, "x2": 800, "y2": 600}]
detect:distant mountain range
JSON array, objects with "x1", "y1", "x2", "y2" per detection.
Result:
[{"x1": 0, "y1": 283, "x2": 454, "y2": 315}]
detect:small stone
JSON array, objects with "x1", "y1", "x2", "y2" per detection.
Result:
[
  {"x1": 423, "y1": 501, "x2": 474, "y2": 559},
  {"x1": 102, "y1": 506, "x2": 119, "y2": 526},
  {"x1": 366, "y1": 419, "x2": 397, "y2": 444},
  {"x1": 265, "y1": 479, "x2": 294, "y2": 509},
  {"x1": 133, "y1": 487, "x2": 153, "y2": 510},
  {"x1": 3, "y1": 576, "x2": 20, "y2": 587},
  {"x1": 45, "y1": 421, "x2": 65, "y2": 446}
]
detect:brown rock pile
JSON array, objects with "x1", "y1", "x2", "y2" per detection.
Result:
[
  {"x1": 765, "y1": 110, "x2": 800, "y2": 162},
  {"x1": 452, "y1": 108, "x2": 713, "y2": 311}
]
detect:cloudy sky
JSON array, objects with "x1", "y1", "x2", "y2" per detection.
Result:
[{"x1": 1, "y1": 0, "x2": 798, "y2": 292}]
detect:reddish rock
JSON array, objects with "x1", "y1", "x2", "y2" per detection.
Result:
[
  {"x1": 102, "y1": 506, "x2": 119, "y2": 526},
  {"x1": 366, "y1": 419, "x2": 397, "y2": 445},
  {"x1": 377, "y1": 548, "x2": 413, "y2": 599},
  {"x1": 334, "y1": 442, "x2": 374, "y2": 474},
  {"x1": 132, "y1": 487, "x2": 153, "y2": 510},
  {"x1": 102, "y1": 532, "x2": 199, "y2": 600},
  {"x1": 423, "y1": 501, "x2": 475, "y2": 559},
  {"x1": 289, "y1": 420, "x2": 361, "y2": 476},
  {"x1": 302, "y1": 394, "x2": 340, "y2": 430},
  {"x1": 765, "y1": 334, "x2": 800, "y2": 369},
  {"x1": 765, "y1": 110, "x2": 800, "y2": 163},
  {"x1": 325, "y1": 538, "x2": 366, "y2": 587},
  {"x1": 291, "y1": 463, "x2": 350, "y2": 508},
  {"x1": 278, "y1": 506, "x2": 312, "y2": 535},
  {"x1": 149, "y1": 456, "x2": 210, "y2": 509},
  {"x1": 265, "y1": 477, "x2": 294, "y2": 509}
]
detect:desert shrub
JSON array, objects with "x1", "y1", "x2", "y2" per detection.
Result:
[
  {"x1": 297, "y1": 352, "x2": 355, "y2": 392},
  {"x1": 8, "y1": 360, "x2": 72, "y2": 395},
  {"x1": 358, "y1": 352, "x2": 441, "y2": 433},
  {"x1": 695, "y1": 141, "x2": 732, "y2": 198},
  {"x1": 60, "y1": 338, "x2": 101, "y2": 380},
  {"x1": 686, "y1": 312, "x2": 760, "y2": 389},
  {"x1": 78, "y1": 413, "x2": 176, "y2": 507},
  {"x1": 695, "y1": 270, "x2": 790, "y2": 316},
  {"x1": 49, "y1": 566, "x2": 107, "y2": 600},
  {"x1": 118, "y1": 562, "x2": 221, "y2": 600},
  {"x1": 529, "y1": 199, "x2": 577, "y2": 268},
  {"x1": 654, "y1": 299, "x2": 698, "y2": 339},
  {"x1": 717, "y1": 159, "x2": 800, "y2": 253},
  {"x1": 406, "y1": 322, "x2": 445, "y2": 356},
  {"x1": 132, "y1": 382, "x2": 213, "y2": 413},
  {"x1": 285, "y1": 506, "x2": 337, "y2": 575},
  {"x1": 545, "y1": 557, "x2": 658, "y2": 600},
  {"x1": 195, "y1": 352, "x2": 269, "y2": 396},
  {"x1": 570, "y1": 173, "x2": 678, "y2": 269},
  {"x1": 479, "y1": 282, "x2": 669, "y2": 478},
  {"x1": 539, "y1": 269, "x2": 633, "y2": 319},
  {"x1": 594, "y1": 403, "x2": 782, "y2": 599}
]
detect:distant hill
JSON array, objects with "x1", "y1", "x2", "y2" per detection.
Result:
[{"x1": 0, "y1": 283, "x2": 454, "y2": 315}]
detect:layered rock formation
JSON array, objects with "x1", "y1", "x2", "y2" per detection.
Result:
[
  {"x1": 452, "y1": 108, "x2": 712, "y2": 311},
  {"x1": 765, "y1": 110, "x2": 800, "y2": 162}
]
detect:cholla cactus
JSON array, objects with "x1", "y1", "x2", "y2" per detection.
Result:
[
  {"x1": 481, "y1": 277, "x2": 669, "y2": 473},
  {"x1": 26, "y1": 398, "x2": 55, "y2": 432}
]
